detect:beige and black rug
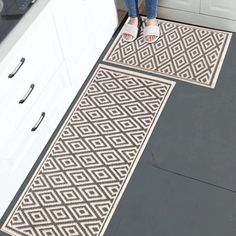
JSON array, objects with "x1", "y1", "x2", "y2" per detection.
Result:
[
  {"x1": 1, "y1": 65, "x2": 175, "y2": 236},
  {"x1": 104, "y1": 17, "x2": 232, "y2": 88}
]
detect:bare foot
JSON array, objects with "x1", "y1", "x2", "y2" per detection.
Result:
[
  {"x1": 145, "y1": 18, "x2": 158, "y2": 43},
  {"x1": 123, "y1": 17, "x2": 139, "y2": 41}
]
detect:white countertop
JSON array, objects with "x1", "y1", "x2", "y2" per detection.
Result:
[{"x1": 0, "y1": 0, "x2": 50, "y2": 63}]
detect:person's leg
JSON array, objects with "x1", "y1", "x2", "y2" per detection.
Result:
[
  {"x1": 123, "y1": 0, "x2": 140, "y2": 41},
  {"x1": 145, "y1": 0, "x2": 159, "y2": 42},
  {"x1": 145, "y1": 0, "x2": 158, "y2": 19},
  {"x1": 125, "y1": 0, "x2": 139, "y2": 18}
]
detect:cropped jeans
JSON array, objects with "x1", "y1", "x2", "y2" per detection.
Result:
[{"x1": 125, "y1": 0, "x2": 158, "y2": 19}]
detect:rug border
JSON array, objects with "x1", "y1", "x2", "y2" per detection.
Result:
[
  {"x1": 103, "y1": 16, "x2": 232, "y2": 89},
  {"x1": 0, "y1": 64, "x2": 175, "y2": 236}
]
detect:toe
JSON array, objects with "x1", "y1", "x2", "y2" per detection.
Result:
[
  {"x1": 128, "y1": 35, "x2": 134, "y2": 40},
  {"x1": 146, "y1": 35, "x2": 157, "y2": 43},
  {"x1": 146, "y1": 35, "x2": 151, "y2": 42},
  {"x1": 123, "y1": 33, "x2": 129, "y2": 40},
  {"x1": 123, "y1": 33, "x2": 134, "y2": 41}
]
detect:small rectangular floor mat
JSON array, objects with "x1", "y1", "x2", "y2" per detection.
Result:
[
  {"x1": 104, "y1": 17, "x2": 232, "y2": 88},
  {"x1": 1, "y1": 64, "x2": 175, "y2": 236}
]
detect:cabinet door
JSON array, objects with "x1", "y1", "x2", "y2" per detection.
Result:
[
  {"x1": 0, "y1": 62, "x2": 72, "y2": 218},
  {"x1": 50, "y1": 0, "x2": 118, "y2": 89},
  {"x1": 200, "y1": 0, "x2": 236, "y2": 20},
  {"x1": 86, "y1": 0, "x2": 118, "y2": 65},
  {"x1": 158, "y1": 0, "x2": 200, "y2": 13},
  {"x1": 50, "y1": 0, "x2": 93, "y2": 89}
]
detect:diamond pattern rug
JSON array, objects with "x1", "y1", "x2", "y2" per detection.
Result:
[
  {"x1": 1, "y1": 65, "x2": 175, "y2": 236},
  {"x1": 103, "y1": 17, "x2": 232, "y2": 88}
]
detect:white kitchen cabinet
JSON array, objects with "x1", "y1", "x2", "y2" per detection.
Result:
[
  {"x1": 86, "y1": 0, "x2": 118, "y2": 64},
  {"x1": 159, "y1": 0, "x2": 200, "y2": 13},
  {"x1": 200, "y1": 0, "x2": 236, "y2": 21},
  {"x1": 0, "y1": 7, "x2": 63, "y2": 149},
  {"x1": 50, "y1": 0, "x2": 92, "y2": 90},
  {"x1": 0, "y1": 7, "x2": 63, "y2": 103},
  {"x1": 0, "y1": 62, "x2": 72, "y2": 217},
  {"x1": 156, "y1": 0, "x2": 236, "y2": 32},
  {"x1": 0, "y1": 0, "x2": 118, "y2": 219},
  {"x1": 50, "y1": 0, "x2": 118, "y2": 91}
]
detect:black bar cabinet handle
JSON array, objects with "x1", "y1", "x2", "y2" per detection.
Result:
[
  {"x1": 8, "y1": 57, "x2": 25, "y2": 78},
  {"x1": 19, "y1": 84, "x2": 35, "y2": 104},
  {"x1": 31, "y1": 112, "x2": 45, "y2": 132}
]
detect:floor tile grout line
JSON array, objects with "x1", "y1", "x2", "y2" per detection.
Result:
[{"x1": 151, "y1": 164, "x2": 236, "y2": 194}]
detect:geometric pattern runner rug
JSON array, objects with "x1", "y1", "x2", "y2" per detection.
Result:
[
  {"x1": 104, "y1": 17, "x2": 232, "y2": 88},
  {"x1": 1, "y1": 64, "x2": 175, "y2": 236}
]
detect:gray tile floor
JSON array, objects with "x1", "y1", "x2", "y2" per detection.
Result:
[{"x1": 104, "y1": 34, "x2": 236, "y2": 236}]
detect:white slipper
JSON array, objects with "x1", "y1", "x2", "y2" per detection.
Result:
[
  {"x1": 143, "y1": 20, "x2": 160, "y2": 43},
  {"x1": 121, "y1": 17, "x2": 142, "y2": 42},
  {"x1": 121, "y1": 23, "x2": 139, "y2": 42}
]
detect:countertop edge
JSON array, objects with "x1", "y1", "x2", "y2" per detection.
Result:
[{"x1": 0, "y1": 0, "x2": 50, "y2": 64}]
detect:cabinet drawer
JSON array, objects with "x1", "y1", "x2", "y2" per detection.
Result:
[
  {"x1": 0, "y1": 63, "x2": 73, "y2": 217},
  {"x1": 0, "y1": 6, "x2": 63, "y2": 104},
  {"x1": 200, "y1": 0, "x2": 236, "y2": 21},
  {"x1": 0, "y1": 7, "x2": 63, "y2": 148},
  {"x1": 158, "y1": 0, "x2": 200, "y2": 13}
]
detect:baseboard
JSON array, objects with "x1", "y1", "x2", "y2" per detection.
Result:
[{"x1": 158, "y1": 6, "x2": 236, "y2": 33}]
